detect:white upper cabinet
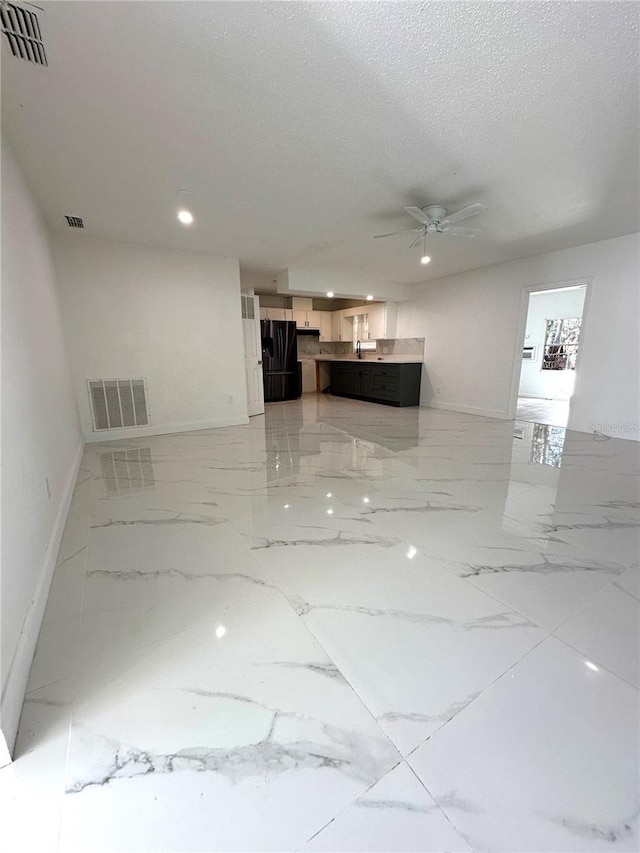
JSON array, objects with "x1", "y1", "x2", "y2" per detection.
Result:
[
  {"x1": 261, "y1": 301, "x2": 397, "y2": 341},
  {"x1": 367, "y1": 303, "x2": 398, "y2": 340},
  {"x1": 330, "y1": 303, "x2": 397, "y2": 341},
  {"x1": 319, "y1": 312, "x2": 332, "y2": 342},
  {"x1": 260, "y1": 307, "x2": 293, "y2": 321},
  {"x1": 331, "y1": 311, "x2": 342, "y2": 341},
  {"x1": 292, "y1": 309, "x2": 307, "y2": 328}
]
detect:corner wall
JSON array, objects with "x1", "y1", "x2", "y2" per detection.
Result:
[
  {"x1": 1, "y1": 140, "x2": 83, "y2": 759},
  {"x1": 52, "y1": 235, "x2": 249, "y2": 439},
  {"x1": 397, "y1": 233, "x2": 640, "y2": 440}
]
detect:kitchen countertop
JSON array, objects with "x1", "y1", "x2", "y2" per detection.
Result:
[{"x1": 313, "y1": 355, "x2": 423, "y2": 364}]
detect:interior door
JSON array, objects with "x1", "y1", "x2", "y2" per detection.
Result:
[{"x1": 242, "y1": 295, "x2": 265, "y2": 416}]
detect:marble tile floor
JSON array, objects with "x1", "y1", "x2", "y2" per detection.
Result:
[
  {"x1": 2, "y1": 395, "x2": 639, "y2": 852},
  {"x1": 517, "y1": 396, "x2": 570, "y2": 427}
]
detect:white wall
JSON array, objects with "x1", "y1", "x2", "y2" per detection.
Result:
[
  {"x1": 1, "y1": 140, "x2": 83, "y2": 758},
  {"x1": 397, "y1": 233, "x2": 639, "y2": 441},
  {"x1": 52, "y1": 235, "x2": 249, "y2": 439},
  {"x1": 519, "y1": 287, "x2": 586, "y2": 401}
]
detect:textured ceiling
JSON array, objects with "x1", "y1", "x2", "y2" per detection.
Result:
[{"x1": 2, "y1": 1, "x2": 639, "y2": 288}]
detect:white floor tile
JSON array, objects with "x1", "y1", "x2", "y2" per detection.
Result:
[
  {"x1": 303, "y1": 762, "x2": 470, "y2": 852},
  {"x1": 6, "y1": 397, "x2": 638, "y2": 852},
  {"x1": 555, "y1": 578, "x2": 640, "y2": 687},
  {"x1": 408, "y1": 637, "x2": 640, "y2": 852}
]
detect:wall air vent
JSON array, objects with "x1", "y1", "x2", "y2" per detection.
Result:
[
  {"x1": 65, "y1": 215, "x2": 84, "y2": 228},
  {"x1": 241, "y1": 295, "x2": 256, "y2": 319},
  {"x1": 1, "y1": 2, "x2": 47, "y2": 66},
  {"x1": 88, "y1": 379, "x2": 150, "y2": 432}
]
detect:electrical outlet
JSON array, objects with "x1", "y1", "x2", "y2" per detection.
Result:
[
  {"x1": 382, "y1": 347, "x2": 389, "y2": 354},
  {"x1": 44, "y1": 477, "x2": 51, "y2": 499}
]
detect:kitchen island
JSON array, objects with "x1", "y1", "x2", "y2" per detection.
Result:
[{"x1": 314, "y1": 357, "x2": 422, "y2": 407}]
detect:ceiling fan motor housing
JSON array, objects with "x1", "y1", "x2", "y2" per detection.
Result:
[{"x1": 423, "y1": 205, "x2": 447, "y2": 222}]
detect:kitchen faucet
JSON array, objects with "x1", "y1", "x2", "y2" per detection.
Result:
[{"x1": 356, "y1": 340, "x2": 362, "y2": 359}]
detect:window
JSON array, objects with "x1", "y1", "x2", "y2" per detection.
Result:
[
  {"x1": 542, "y1": 318, "x2": 581, "y2": 371},
  {"x1": 352, "y1": 313, "x2": 369, "y2": 341}
]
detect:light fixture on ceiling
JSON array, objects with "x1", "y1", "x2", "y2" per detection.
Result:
[
  {"x1": 366, "y1": 294, "x2": 374, "y2": 301},
  {"x1": 326, "y1": 291, "x2": 334, "y2": 298},
  {"x1": 177, "y1": 190, "x2": 194, "y2": 226},
  {"x1": 420, "y1": 232, "x2": 431, "y2": 265}
]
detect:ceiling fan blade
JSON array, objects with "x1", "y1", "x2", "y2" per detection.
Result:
[
  {"x1": 440, "y1": 203, "x2": 486, "y2": 226},
  {"x1": 404, "y1": 206, "x2": 431, "y2": 225},
  {"x1": 444, "y1": 226, "x2": 482, "y2": 238},
  {"x1": 373, "y1": 229, "x2": 422, "y2": 239}
]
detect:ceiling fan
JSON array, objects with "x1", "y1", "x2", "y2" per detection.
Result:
[{"x1": 374, "y1": 203, "x2": 487, "y2": 249}]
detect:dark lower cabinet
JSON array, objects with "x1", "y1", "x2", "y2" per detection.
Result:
[
  {"x1": 330, "y1": 361, "x2": 421, "y2": 407},
  {"x1": 351, "y1": 364, "x2": 373, "y2": 398}
]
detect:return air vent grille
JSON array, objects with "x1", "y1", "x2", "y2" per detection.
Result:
[
  {"x1": 65, "y1": 215, "x2": 84, "y2": 228},
  {"x1": 88, "y1": 379, "x2": 150, "y2": 431},
  {"x1": 1, "y1": 2, "x2": 47, "y2": 65},
  {"x1": 241, "y1": 295, "x2": 255, "y2": 320}
]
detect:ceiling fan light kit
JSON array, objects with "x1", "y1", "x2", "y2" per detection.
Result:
[{"x1": 374, "y1": 201, "x2": 487, "y2": 263}]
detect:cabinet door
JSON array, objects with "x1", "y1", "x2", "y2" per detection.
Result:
[
  {"x1": 351, "y1": 364, "x2": 372, "y2": 397},
  {"x1": 283, "y1": 308, "x2": 294, "y2": 322},
  {"x1": 367, "y1": 304, "x2": 385, "y2": 340},
  {"x1": 331, "y1": 364, "x2": 350, "y2": 394},
  {"x1": 331, "y1": 311, "x2": 343, "y2": 340},
  {"x1": 319, "y1": 312, "x2": 332, "y2": 342},
  {"x1": 342, "y1": 314, "x2": 354, "y2": 342},
  {"x1": 259, "y1": 307, "x2": 268, "y2": 320},
  {"x1": 292, "y1": 310, "x2": 307, "y2": 328},
  {"x1": 269, "y1": 308, "x2": 286, "y2": 321},
  {"x1": 307, "y1": 310, "x2": 322, "y2": 329}
]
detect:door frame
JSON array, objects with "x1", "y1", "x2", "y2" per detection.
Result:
[
  {"x1": 241, "y1": 293, "x2": 265, "y2": 417},
  {"x1": 506, "y1": 276, "x2": 592, "y2": 427}
]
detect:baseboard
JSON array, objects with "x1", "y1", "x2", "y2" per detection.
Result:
[
  {"x1": 0, "y1": 439, "x2": 84, "y2": 764},
  {"x1": 83, "y1": 415, "x2": 250, "y2": 443},
  {"x1": 422, "y1": 400, "x2": 508, "y2": 420}
]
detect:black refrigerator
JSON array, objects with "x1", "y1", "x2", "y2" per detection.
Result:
[{"x1": 260, "y1": 320, "x2": 301, "y2": 402}]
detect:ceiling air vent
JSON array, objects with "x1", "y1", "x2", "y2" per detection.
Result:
[
  {"x1": 1, "y1": 2, "x2": 47, "y2": 66},
  {"x1": 65, "y1": 215, "x2": 84, "y2": 228},
  {"x1": 88, "y1": 379, "x2": 150, "y2": 432}
]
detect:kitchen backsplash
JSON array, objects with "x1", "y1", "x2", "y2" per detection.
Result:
[
  {"x1": 297, "y1": 337, "x2": 424, "y2": 357},
  {"x1": 377, "y1": 337, "x2": 425, "y2": 356}
]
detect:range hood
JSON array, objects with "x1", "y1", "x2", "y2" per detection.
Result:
[{"x1": 297, "y1": 328, "x2": 320, "y2": 336}]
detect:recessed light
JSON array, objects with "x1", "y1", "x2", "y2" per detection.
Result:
[
  {"x1": 585, "y1": 660, "x2": 599, "y2": 672},
  {"x1": 178, "y1": 209, "x2": 194, "y2": 225},
  {"x1": 327, "y1": 508, "x2": 334, "y2": 515},
  {"x1": 407, "y1": 545, "x2": 417, "y2": 559},
  {"x1": 366, "y1": 295, "x2": 374, "y2": 301},
  {"x1": 326, "y1": 492, "x2": 332, "y2": 498},
  {"x1": 326, "y1": 291, "x2": 334, "y2": 298},
  {"x1": 420, "y1": 255, "x2": 431, "y2": 265},
  {"x1": 215, "y1": 625, "x2": 226, "y2": 638}
]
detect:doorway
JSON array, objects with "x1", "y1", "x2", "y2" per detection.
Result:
[{"x1": 514, "y1": 283, "x2": 588, "y2": 428}]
